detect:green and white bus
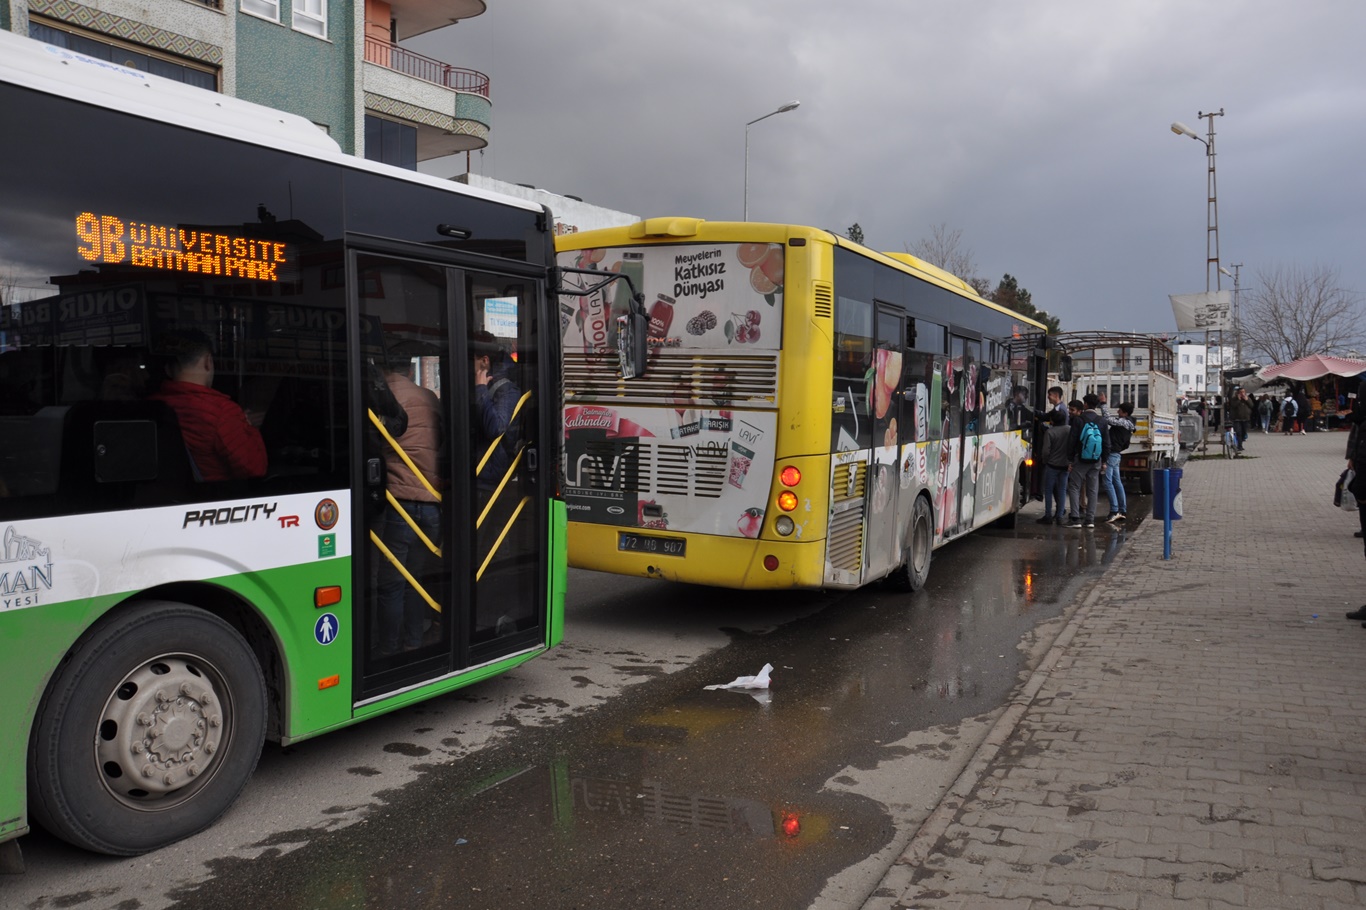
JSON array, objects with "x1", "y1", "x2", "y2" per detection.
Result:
[{"x1": 0, "y1": 31, "x2": 566, "y2": 857}]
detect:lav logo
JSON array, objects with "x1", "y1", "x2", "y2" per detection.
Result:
[{"x1": 2, "y1": 526, "x2": 54, "y2": 610}]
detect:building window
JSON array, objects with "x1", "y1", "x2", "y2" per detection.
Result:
[
  {"x1": 293, "y1": 0, "x2": 327, "y2": 38},
  {"x1": 365, "y1": 115, "x2": 416, "y2": 170},
  {"x1": 241, "y1": 0, "x2": 280, "y2": 23},
  {"x1": 29, "y1": 19, "x2": 218, "y2": 90},
  {"x1": 1196, "y1": 354, "x2": 1204, "y2": 365}
]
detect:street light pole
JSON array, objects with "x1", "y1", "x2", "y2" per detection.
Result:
[
  {"x1": 1171, "y1": 108, "x2": 1226, "y2": 395},
  {"x1": 744, "y1": 101, "x2": 800, "y2": 221}
]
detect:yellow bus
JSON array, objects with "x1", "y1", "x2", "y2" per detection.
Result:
[{"x1": 556, "y1": 218, "x2": 1047, "y2": 591}]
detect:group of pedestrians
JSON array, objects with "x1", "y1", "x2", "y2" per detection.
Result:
[
  {"x1": 1034, "y1": 387, "x2": 1136, "y2": 528},
  {"x1": 1277, "y1": 387, "x2": 1317, "y2": 434}
]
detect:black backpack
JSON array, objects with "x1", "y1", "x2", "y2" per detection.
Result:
[{"x1": 1109, "y1": 422, "x2": 1132, "y2": 453}]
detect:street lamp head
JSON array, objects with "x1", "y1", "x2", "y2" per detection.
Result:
[
  {"x1": 1170, "y1": 121, "x2": 1200, "y2": 140},
  {"x1": 777, "y1": 101, "x2": 800, "y2": 113},
  {"x1": 1218, "y1": 266, "x2": 1233, "y2": 278}
]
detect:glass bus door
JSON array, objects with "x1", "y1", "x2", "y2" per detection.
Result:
[
  {"x1": 351, "y1": 250, "x2": 545, "y2": 700},
  {"x1": 866, "y1": 306, "x2": 906, "y2": 576}
]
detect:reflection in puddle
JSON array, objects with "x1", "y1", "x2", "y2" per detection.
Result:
[{"x1": 573, "y1": 774, "x2": 776, "y2": 837}]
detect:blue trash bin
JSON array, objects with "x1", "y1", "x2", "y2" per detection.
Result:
[{"x1": 1152, "y1": 468, "x2": 1183, "y2": 520}]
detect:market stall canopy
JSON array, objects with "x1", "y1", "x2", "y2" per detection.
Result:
[{"x1": 1256, "y1": 354, "x2": 1366, "y2": 382}]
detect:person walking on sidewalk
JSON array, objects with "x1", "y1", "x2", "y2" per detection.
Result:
[
  {"x1": 1035, "y1": 409, "x2": 1071, "y2": 524},
  {"x1": 1281, "y1": 392, "x2": 1299, "y2": 435},
  {"x1": 1102, "y1": 402, "x2": 1136, "y2": 522},
  {"x1": 1257, "y1": 394, "x2": 1273, "y2": 433},
  {"x1": 1296, "y1": 389, "x2": 1311, "y2": 433},
  {"x1": 1065, "y1": 394, "x2": 1108, "y2": 528},
  {"x1": 1229, "y1": 388, "x2": 1253, "y2": 453}
]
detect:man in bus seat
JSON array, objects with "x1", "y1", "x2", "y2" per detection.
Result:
[
  {"x1": 150, "y1": 329, "x2": 267, "y2": 481},
  {"x1": 376, "y1": 355, "x2": 442, "y2": 655},
  {"x1": 472, "y1": 330, "x2": 522, "y2": 492},
  {"x1": 1064, "y1": 394, "x2": 1109, "y2": 529}
]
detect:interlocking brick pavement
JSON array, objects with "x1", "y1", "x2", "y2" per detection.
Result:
[{"x1": 867, "y1": 429, "x2": 1366, "y2": 909}]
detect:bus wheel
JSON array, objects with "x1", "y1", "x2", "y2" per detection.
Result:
[
  {"x1": 889, "y1": 495, "x2": 933, "y2": 593},
  {"x1": 28, "y1": 602, "x2": 267, "y2": 856}
]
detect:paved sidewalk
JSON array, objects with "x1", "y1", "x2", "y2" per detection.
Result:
[{"x1": 868, "y1": 429, "x2": 1366, "y2": 909}]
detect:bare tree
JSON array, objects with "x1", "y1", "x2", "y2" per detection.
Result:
[
  {"x1": 1240, "y1": 263, "x2": 1363, "y2": 364},
  {"x1": 905, "y1": 223, "x2": 978, "y2": 283}
]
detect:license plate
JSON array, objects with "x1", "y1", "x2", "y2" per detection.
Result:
[{"x1": 617, "y1": 532, "x2": 686, "y2": 557}]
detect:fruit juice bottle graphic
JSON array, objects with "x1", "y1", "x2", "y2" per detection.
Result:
[
  {"x1": 915, "y1": 383, "x2": 929, "y2": 442},
  {"x1": 648, "y1": 293, "x2": 675, "y2": 340},
  {"x1": 727, "y1": 440, "x2": 755, "y2": 489}
]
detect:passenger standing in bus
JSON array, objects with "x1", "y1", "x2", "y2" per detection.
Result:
[
  {"x1": 1035, "y1": 385, "x2": 1067, "y2": 423},
  {"x1": 472, "y1": 331, "x2": 522, "y2": 491},
  {"x1": 377, "y1": 357, "x2": 442, "y2": 655},
  {"x1": 150, "y1": 329, "x2": 267, "y2": 481}
]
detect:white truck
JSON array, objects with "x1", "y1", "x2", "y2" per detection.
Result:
[{"x1": 1049, "y1": 332, "x2": 1179, "y2": 494}]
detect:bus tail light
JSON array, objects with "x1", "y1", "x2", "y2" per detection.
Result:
[
  {"x1": 763, "y1": 555, "x2": 779, "y2": 571},
  {"x1": 779, "y1": 466, "x2": 801, "y2": 486},
  {"x1": 775, "y1": 516, "x2": 795, "y2": 536},
  {"x1": 777, "y1": 491, "x2": 798, "y2": 512}
]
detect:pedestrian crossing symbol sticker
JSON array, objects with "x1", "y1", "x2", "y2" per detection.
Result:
[{"x1": 315, "y1": 613, "x2": 338, "y2": 646}]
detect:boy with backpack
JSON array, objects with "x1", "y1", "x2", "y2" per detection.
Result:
[
  {"x1": 1102, "y1": 402, "x2": 1136, "y2": 523},
  {"x1": 1065, "y1": 394, "x2": 1109, "y2": 528},
  {"x1": 1281, "y1": 393, "x2": 1298, "y2": 435}
]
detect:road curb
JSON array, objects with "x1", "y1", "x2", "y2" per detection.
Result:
[{"x1": 871, "y1": 510, "x2": 1156, "y2": 906}]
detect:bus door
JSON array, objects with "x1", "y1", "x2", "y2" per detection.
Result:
[
  {"x1": 948, "y1": 333, "x2": 982, "y2": 534},
  {"x1": 352, "y1": 250, "x2": 546, "y2": 700},
  {"x1": 866, "y1": 305, "x2": 905, "y2": 577}
]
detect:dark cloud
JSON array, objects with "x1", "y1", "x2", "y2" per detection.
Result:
[{"x1": 411, "y1": 1, "x2": 1366, "y2": 340}]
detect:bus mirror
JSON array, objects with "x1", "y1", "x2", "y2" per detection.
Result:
[
  {"x1": 558, "y1": 265, "x2": 650, "y2": 379},
  {"x1": 1058, "y1": 354, "x2": 1073, "y2": 382},
  {"x1": 617, "y1": 310, "x2": 648, "y2": 380}
]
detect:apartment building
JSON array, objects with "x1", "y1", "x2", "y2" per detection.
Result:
[{"x1": 1, "y1": 0, "x2": 490, "y2": 169}]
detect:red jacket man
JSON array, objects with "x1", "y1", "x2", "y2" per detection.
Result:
[{"x1": 151, "y1": 330, "x2": 267, "y2": 481}]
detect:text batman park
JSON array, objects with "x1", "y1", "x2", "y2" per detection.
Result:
[{"x1": 76, "y1": 212, "x2": 288, "y2": 282}]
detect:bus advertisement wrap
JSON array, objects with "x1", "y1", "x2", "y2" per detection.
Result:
[{"x1": 561, "y1": 243, "x2": 785, "y2": 353}]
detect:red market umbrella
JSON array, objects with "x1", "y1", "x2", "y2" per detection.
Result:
[{"x1": 1256, "y1": 354, "x2": 1366, "y2": 382}]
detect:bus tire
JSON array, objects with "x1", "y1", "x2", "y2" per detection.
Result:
[
  {"x1": 27, "y1": 601, "x2": 267, "y2": 856},
  {"x1": 888, "y1": 495, "x2": 933, "y2": 593}
]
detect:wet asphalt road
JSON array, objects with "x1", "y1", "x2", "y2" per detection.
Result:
[{"x1": 9, "y1": 509, "x2": 1139, "y2": 910}]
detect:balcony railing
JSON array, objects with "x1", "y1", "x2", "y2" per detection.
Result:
[{"x1": 364, "y1": 37, "x2": 489, "y2": 96}]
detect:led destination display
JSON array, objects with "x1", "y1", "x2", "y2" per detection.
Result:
[{"x1": 76, "y1": 211, "x2": 289, "y2": 282}]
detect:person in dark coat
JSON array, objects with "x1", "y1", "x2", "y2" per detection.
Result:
[{"x1": 1344, "y1": 379, "x2": 1366, "y2": 621}]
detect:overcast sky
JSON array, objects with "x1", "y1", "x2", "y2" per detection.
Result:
[{"x1": 411, "y1": 1, "x2": 1366, "y2": 336}]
